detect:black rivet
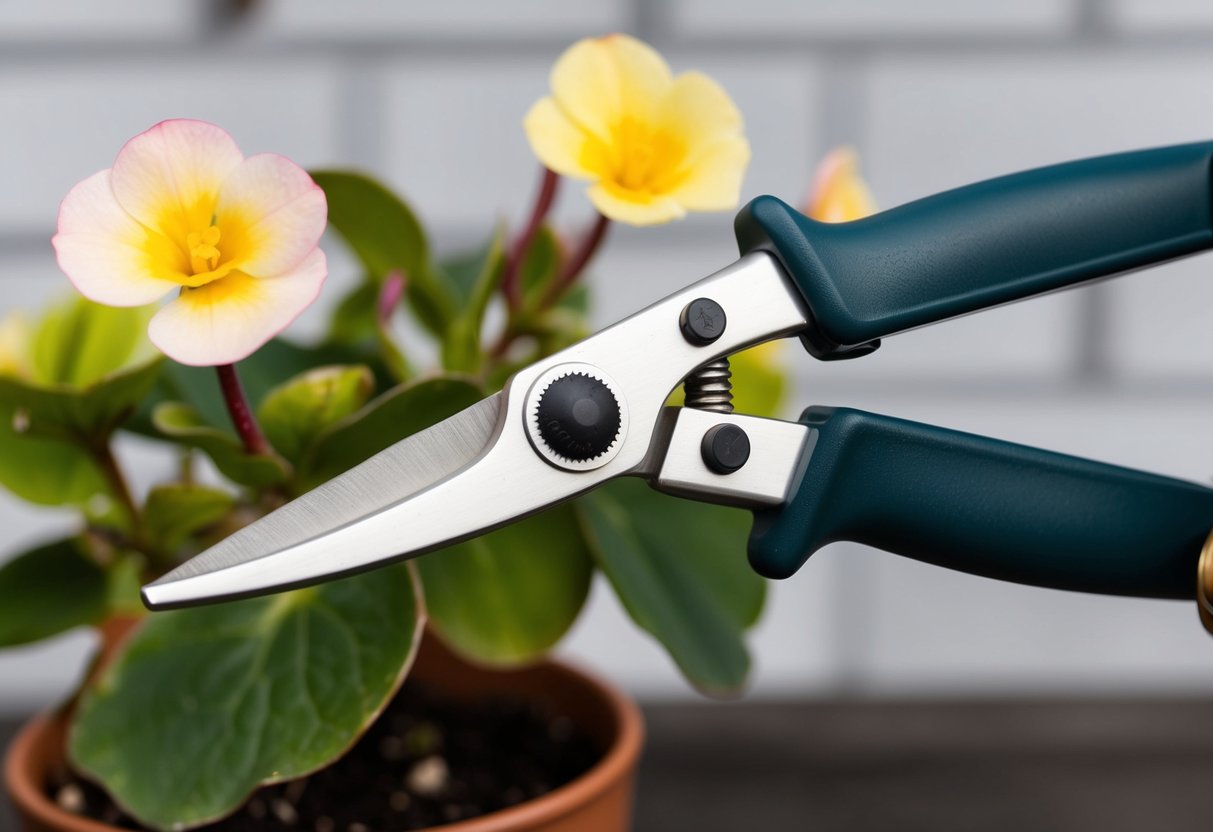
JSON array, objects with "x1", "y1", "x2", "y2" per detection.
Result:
[
  {"x1": 680, "y1": 298, "x2": 726, "y2": 345},
  {"x1": 701, "y1": 423, "x2": 750, "y2": 475},
  {"x1": 536, "y1": 373, "x2": 622, "y2": 462}
]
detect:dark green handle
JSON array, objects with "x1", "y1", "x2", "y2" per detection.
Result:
[
  {"x1": 735, "y1": 142, "x2": 1213, "y2": 359},
  {"x1": 748, "y1": 407, "x2": 1213, "y2": 598}
]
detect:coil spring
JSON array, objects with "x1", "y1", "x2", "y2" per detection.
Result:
[{"x1": 683, "y1": 358, "x2": 734, "y2": 413}]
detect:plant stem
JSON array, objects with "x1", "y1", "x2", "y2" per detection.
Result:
[
  {"x1": 215, "y1": 363, "x2": 271, "y2": 456},
  {"x1": 540, "y1": 212, "x2": 610, "y2": 309},
  {"x1": 92, "y1": 439, "x2": 145, "y2": 546},
  {"x1": 502, "y1": 167, "x2": 561, "y2": 312}
]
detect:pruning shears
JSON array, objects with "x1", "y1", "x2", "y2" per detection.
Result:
[{"x1": 142, "y1": 142, "x2": 1213, "y2": 625}]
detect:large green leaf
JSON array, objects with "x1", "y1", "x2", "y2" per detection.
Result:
[
  {"x1": 152, "y1": 403, "x2": 289, "y2": 488},
  {"x1": 310, "y1": 170, "x2": 454, "y2": 338},
  {"x1": 0, "y1": 410, "x2": 106, "y2": 506},
  {"x1": 577, "y1": 479, "x2": 765, "y2": 695},
  {"x1": 0, "y1": 538, "x2": 107, "y2": 647},
  {"x1": 144, "y1": 484, "x2": 235, "y2": 553},
  {"x1": 0, "y1": 358, "x2": 162, "y2": 444},
  {"x1": 417, "y1": 505, "x2": 593, "y2": 665},
  {"x1": 70, "y1": 563, "x2": 424, "y2": 831},
  {"x1": 257, "y1": 365, "x2": 375, "y2": 464},
  {"x1": 302, "y1": 376, "x2": 483, "y2": 488},
  {"x1": 30, "y1": 297, "x2": 155, "y2": 388}
]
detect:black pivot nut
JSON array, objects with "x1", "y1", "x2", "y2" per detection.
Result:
[
  {"x1": 536, "y1": 373, "x2": 622, "y2": 462},
  {"x1": 701, "y1": 423, "x2": 750, "y2": 474},
  {"x1": 680, "y1": 298, "x2": 726, "y2": 345}
]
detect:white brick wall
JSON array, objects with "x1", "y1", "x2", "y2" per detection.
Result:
[{"x1": 5, "y1": 0, "x2": 1213, "y2": 708}]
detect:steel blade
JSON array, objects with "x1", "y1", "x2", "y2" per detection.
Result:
[{"x1": 142, "y1": 393, "x2": 503, "y2": 608}]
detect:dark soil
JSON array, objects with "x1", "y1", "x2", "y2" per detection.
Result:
[{"x1": 48, "y1": 680, "x2": 603, "y2": 831}]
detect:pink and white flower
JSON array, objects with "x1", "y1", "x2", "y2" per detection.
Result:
[{"x1": 53, "y1": 119, "x2": 327, "y2": 366}]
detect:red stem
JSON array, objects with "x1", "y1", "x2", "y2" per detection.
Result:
[
  {"x1": 541, "y1": 212, "x2": 610, "y2": 309},
  {"x1": 215, "y1": 363, "x2": 270, "y2": 456},
  {"x1": 502, "y1": 167, "x2": 561, "y2": 312}
]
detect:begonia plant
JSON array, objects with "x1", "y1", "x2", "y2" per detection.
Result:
[{"x1": 0, "y1": 34, "x2": 874, "y2": 830}]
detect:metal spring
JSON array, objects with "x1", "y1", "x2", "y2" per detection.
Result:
[{"x1": 683, "y1": 358, "x2": 734, "y2": 413}]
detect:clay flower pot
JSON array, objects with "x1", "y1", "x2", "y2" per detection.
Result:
[{"x1": 5, "y1": 635, "x2": 644, "y2": 832}]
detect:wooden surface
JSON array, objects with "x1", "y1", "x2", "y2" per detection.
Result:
[{"x1": 4, "y1": 699, "x2": 1213, "y2": 832}]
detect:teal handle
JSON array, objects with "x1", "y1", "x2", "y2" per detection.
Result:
[
  {"x1": 748, "y1": 407, "x2": 1213, "y2": 598},
  {"x1": 735, "y1": 142, "x2": 1213, "y2": 359}
]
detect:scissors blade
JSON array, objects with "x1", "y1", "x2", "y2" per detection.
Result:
[
  {"x1": 142, "y1": 252, "x2": 809, "y2": 610},
  {"x1": 142, "y1": 393, "x2": 504, "y2": 609}
]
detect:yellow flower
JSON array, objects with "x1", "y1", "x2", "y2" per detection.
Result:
[
  {"x1": 0, "y1": 312, "x2": 32, "y2": 379},
  {"x1": 53, "y1": 119, "x2": 328, "y2": 366},
  {"x1": 804, "y1": 146, "x2": 877, "y2": 223},
  {"x1": 524, "y1": 34, "x2": 750, "y2": 226}
]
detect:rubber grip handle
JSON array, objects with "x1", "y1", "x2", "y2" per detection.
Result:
[
  {"x1": 748, "y1": 407, "x2": 1213, "y2": 599},
  {"x1": 734, "y1": 142, "x2": 1213, "y2": 359}
]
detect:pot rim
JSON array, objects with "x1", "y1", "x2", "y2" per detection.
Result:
[{"x1": 5, "y1": 655, "x2": 644, "y2": 832}]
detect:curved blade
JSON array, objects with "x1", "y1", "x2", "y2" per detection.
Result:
[{"x1": 142, "y1": 393, "x2": 503, "y2": 609}]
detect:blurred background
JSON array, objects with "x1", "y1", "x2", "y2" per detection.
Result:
[{"x1": 4, "y1": 0, "x2": 1213, "y2": 715}]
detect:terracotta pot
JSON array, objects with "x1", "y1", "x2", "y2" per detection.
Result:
[{"x1": 5, "y1": 634, "x2": 645, "y2": 832}]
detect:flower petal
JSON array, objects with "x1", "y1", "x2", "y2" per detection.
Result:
[
  {"x1": 215, "y1": 153, "x2": 327, "y2": 277},
  {"x1": 147, "y1": 248, "x2": 327, "y2": 366},
  {"x1": 587, "y1": 181, "x2": 685, "y2": 227},
  {"x1": 110, "y1": 119, "x2": 243, "y2": 244},
  {"x1": 659, "y1": 72, "x2": 743, "y2": 145},
  {"x1": 664, "y1": 136, "x2": 751, "y2": 211},
  {"x1": 550, "y1": 34, "x2": 672, "y2": 143},
  {"x1": 805, "y1": 147, "x2": 877, "y2": 223},
  {"x1": 53, "y1": 169, "x2": 179, "y2": 305},
  {"x1": 523, "y1": 97, "x2": 607, "y2": 180}
]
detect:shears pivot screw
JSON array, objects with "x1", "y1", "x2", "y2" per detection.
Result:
[
  {"x1": 536, "y1": 373, "x2": 622, "y2": 462},
  {"x1": 680, "y1": 298, "x2": 726, "y2": 345},
  {"x1": 701, "y1": 423, "x2": 750, "y2": 475}
]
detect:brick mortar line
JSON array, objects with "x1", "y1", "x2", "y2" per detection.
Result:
[{"x1": 6, "y1": 32, "x2": 1213, "y2": 63}]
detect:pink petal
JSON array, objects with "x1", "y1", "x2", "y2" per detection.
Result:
[
  {"x1": 216, "y1": 153, "x2": 327, "y2": 277},
  {"x1": 52, "y1": 169, "x2": 179, "y2": 305},
  {"x1": 110, "y1": 119, "x2": 243, "y2": 240},
  {"x1": 147, "y1": 248, "x2": 327, "y2": 366}
]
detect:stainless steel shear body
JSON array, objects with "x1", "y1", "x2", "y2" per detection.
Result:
[{"x1": 144, "y1": 142, "x2": 1213, "y2": 615}]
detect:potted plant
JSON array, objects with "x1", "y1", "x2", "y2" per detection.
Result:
[{"x1": 2, "y1": 34, "x2": 872, "y2": 832}]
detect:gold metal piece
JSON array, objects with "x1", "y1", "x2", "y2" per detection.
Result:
[{"x1": 1199, "y1": 529, "x2": 1213, "y2": 636}]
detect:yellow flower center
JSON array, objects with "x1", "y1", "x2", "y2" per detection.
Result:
[
  {"x1": 139, "y1": 207, "x2": 252, "y2": 290},
  {"x1": 603, "y1": 117, "x2": 689, "y2": 195},
  {"x1": 187, "y1": 225, "x2": 223, "y2": 275}
]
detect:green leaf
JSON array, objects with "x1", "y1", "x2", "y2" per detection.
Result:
[
  {"x1": 31, "y1": 297, "x2": 155, "y2": 388},
  {"x1": 0, "y1": 538, "x2": 107, "y2": 647},
  {"x1": 417, "y1": 505, "x2": 593, "y2": 664},
  {"x1": 144, "y1": 484, "x2": 235, "y2": 553},
  {"x1": 441, "y1": 230, "x2": 505, "y2": 373},
  {"x1": 0, "y1": 410, "x2": 106, "y2": 506},
  {"x1": 152, "y1": 403, "x2": 289, "y2": 488},
  {"x1": 70, "y1": 563, "x2": 424, "y2": 831},
  {"x1": 302, "y1": 376, "x2": 483, "y2": 488},
  {"x1": 326, "y1": 282, "x2": 379, "y2": 348},
  {"x1": 310, "y1": 170, "x2": 455, "y2": 338},
  {"x1": 577, "y1": 479, "x2": 765, "y2": 695},
  {"x1": 137, "y1": 339, "x2": 371, "y2": 438},
  {"x1": 258, "y1": 366, "x2": 375, "y2": 463},
  {"x1": 0, "y1": 358, "x2": 162, "y2": 443},
  {"x1": 105, "y1": 554, "x2": 147, "y2": 617},
  {"x1": 518, "y1": 225, "x2": 563, "y2": 313}
]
